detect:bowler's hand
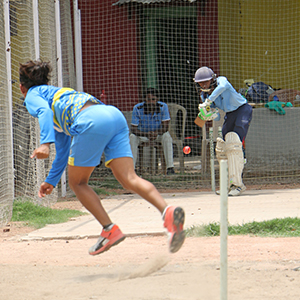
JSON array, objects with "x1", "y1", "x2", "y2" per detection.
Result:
[
  {"x1": 31, "y1": 143, "x2": 50, "y2": 159},
  {"x1": 38, "y1": 182, "x2": 54, "y2": 198}
]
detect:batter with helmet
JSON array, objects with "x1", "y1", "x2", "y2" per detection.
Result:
[{"x1": 194, "y1": 66, "x2": 253, "y2": 196}]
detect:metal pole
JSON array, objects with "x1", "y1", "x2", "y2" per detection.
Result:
[
  {"x1": 220, "y1": 159, "x2": 228, "y2": 300},
  {"x1": 73, "y1": 0, "x2": 83, "y2": 91},
  {"x1": 55, "y1": 0, "x2": 66, "y2": 197},
  {"x1": 209, "y1": 127, "x2": 215, "y2": 192},
  {"x1": 55, "y1": 0, "x2": 63, "y2": 87},
  {"x1": 32, "y1": 0, "x2": 39, "y2": 60},
  {"x1": 32, "y1": 0, "x2": 44, "y2": 197},
  {"x1": 4, "y1": 0, "x2": 14, "y2": 199}
]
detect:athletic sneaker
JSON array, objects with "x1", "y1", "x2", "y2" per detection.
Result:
[
  {"x1": 216, "y1": 185, "x2": 246, "y2": 196},
  {"x1": 89, "y1": 224, "x2": 126, "y2": 255},
  {"x1": 167, "y1": 167, "x2": 175, "y2": 175},
  {"x1": 163, "y1": 206, "x2": 185, "y2": 253},
  {"x1": 228, "y1": 185, "x2": 246, "y2": 196}
]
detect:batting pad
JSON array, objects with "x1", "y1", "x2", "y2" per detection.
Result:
[{"x1": 224, "y1": 132, "x2": 244, "y2": 188}]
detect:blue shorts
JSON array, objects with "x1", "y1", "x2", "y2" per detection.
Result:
[
  {"x1": 222, "y1": 103, "x2": 253, "y2": 142},
  {"x1": 68, "y1": 104, "x2": 133, "y2": 167}
]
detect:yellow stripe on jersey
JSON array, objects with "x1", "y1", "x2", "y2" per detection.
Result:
[
  {"x1": 68, "y1": 156, "x2": 75, "y2": 166},
  {"x1": 63, "y1": 92, "x2": 77, "y2": 133},
  {"x1": 52, "y1": 88, "x2": 74, "y2": 131}
]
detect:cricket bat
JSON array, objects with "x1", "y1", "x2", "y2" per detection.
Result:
[{"x1": 194, "y1": 115, "x2": 206, "y2": 128}]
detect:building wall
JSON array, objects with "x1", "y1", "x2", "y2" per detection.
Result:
[
  {"x1": 218, "y1": 0, "x2": 300, "y2": 90},
  {"x1": 79, "y1": 1, "x2": 140, "y2": 111},
  {"x1": 197, "y1": 0, "x2": 220, "y2": 75},
  {"x1": 239, "y1": 0, "x2": 300, "y2": 90},
  {"x1": 79, "y1": 1, "x2": 220, "y2": 111}
]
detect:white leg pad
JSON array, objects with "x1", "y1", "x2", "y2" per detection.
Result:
[
  {"x1": 224, "y1": 132, "x2": 244, "y2": 188},
  {"x1": 216, "y1": 137, "x2": 227, "y2": 163}
]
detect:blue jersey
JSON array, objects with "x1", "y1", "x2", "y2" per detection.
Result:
[
  {"x1": 131, "y1": 101, "x2": 170, "y2": 132},
  {"x1": 24, "y1": 85, "x2": 103, "y2": 187},
  {"x1": 201, "y1": 76, "x2": 247, "y2": 112}
]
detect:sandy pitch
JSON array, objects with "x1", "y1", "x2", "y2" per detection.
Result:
[{"x1": 1, "y1": 233, "x2": 300, "y2": 300}]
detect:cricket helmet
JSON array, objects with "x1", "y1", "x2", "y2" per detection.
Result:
[{"x1": 194, "y1": 67, "x2": 217, "y2": 93}]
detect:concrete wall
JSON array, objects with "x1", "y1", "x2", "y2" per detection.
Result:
[{"x1": 245, "y1": 107, "x2": 300, "y2": 172}]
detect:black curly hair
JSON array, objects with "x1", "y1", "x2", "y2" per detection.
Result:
[
  {"x1": 145, "y1": 87, "x2": 159, "y2": 98},
  {"x1": 19, "y1": 60, "x2": 52, "y2": 89}
]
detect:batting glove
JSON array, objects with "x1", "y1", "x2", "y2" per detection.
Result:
[
  {"x1": 198, "y1": 106, "x2": 219, "y2": 121},
  {"x1": 198, "y1": 98, "x2": 213, "y2": 111}
]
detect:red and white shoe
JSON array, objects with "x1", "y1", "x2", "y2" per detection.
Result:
[
  {"x1": 163, "y1": 206, "x2": 185, "y2": 253},
  {"x1": 89, "y1": 224, "x2": 126, "y2": 255}
]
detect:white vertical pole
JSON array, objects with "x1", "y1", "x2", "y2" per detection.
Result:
[
  {"x1": 55, "y1": 0, "x2": 63, "y2": 87},
  {"x1": 32, "y1": 0, "x2": 43, "y2": 196},
  {"x1": 4, "y1": 0, "x2": 14, "y2": 198},
  {"x1": 220, "y1": 160, "x2": 228, "y2": 300},
  {"x1": 32, "y1": 0, "x2": 39, "y2": 60},
  {"x1": 209, "y1": 127, "x2": 215, "y2": 192},
  {"x1": 55, "y1": 0, "x2": 66, "y2": 197},
  {"x1": 73, "y1": 0, "x2": 83, "y2": 91}
]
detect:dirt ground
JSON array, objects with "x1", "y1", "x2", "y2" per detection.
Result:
[{"x1": 1, "y1": 198, "x2": 300, "y2": 300}]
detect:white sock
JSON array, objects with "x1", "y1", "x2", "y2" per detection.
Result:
[
  {"x1": 103, "y1": 223, "x2": 114, "y2": 231},
  {"x1": 162, "y1": 205, "x2": 171, "y2": 220}
]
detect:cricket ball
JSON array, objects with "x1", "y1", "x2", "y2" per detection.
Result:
[{"x1": 183, "y1": 146, "x2": 191, "y2": 155}]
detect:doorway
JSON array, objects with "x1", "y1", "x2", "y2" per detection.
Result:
[{"x1": 143, "y1": 6, "x2": 200, "y2": 138}]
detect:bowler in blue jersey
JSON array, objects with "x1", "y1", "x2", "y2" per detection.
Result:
[{"x1": 19, "y1": 60, "x2": 185, "y2": 255}]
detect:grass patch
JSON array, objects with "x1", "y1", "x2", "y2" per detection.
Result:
[
  {"x1": 11, "y1": 200, "x2": 86, "y2": 229},
  {"x1": 186, "y1": 217, "x2": 300, "y2": 238}
]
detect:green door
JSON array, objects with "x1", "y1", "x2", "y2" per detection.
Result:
[{"x1": 143, "y1": 6, "x2": 199, "y2": 138}]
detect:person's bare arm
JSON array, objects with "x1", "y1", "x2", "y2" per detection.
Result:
[
  {"x1": 131, "y1": 120, "x2": 169, "y2": 141},
  {"x1": 131, "y1": 125, "x2": 155, "y2": 141},
  {"x1": 131, "y1": 125, "x2": 147, "y2": 137},
  {"x1": 157, "y1": 120, "x2": 169, "y2": 135}
]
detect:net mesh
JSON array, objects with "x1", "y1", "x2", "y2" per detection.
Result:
[
  {"x1": 10, "y1": 0, "x2": 58, "y2": 206},
  {"x1": 81, "y1": 0, "x2": 300, "y2": 190},
  {"x1": 0, "y1": 0, "x2": 77, "y2": 226},
  {"x1": 1, "y1": 0, "x2": 300, "y2": 226},
  {"x1": 0, "y1": 1, "x2": 14, "y2": 227}
]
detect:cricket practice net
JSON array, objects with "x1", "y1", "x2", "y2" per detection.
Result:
[
  {"x1": 1, "y1": 0, "x2": 300, "y2": 226},
  {"x1": 81, "y1": 1, "x2": 300, "y2": 189},
  {"x1": 0, "y1": 0, "x2": 76, "y2": 226}
]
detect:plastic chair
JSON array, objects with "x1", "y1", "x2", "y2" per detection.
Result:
[
  {"x1": 138, "y1": 141, "x2": 166, "y2": 175},
  {"x1": 167, "y1": 103, "x2": 187, "y2": 173},
  {"x1": 122, "y1": 111, "x2": 133, "y2": 130},
  {"x1": 126, "y1": 110, "x2": 166, "y2": 175}
]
